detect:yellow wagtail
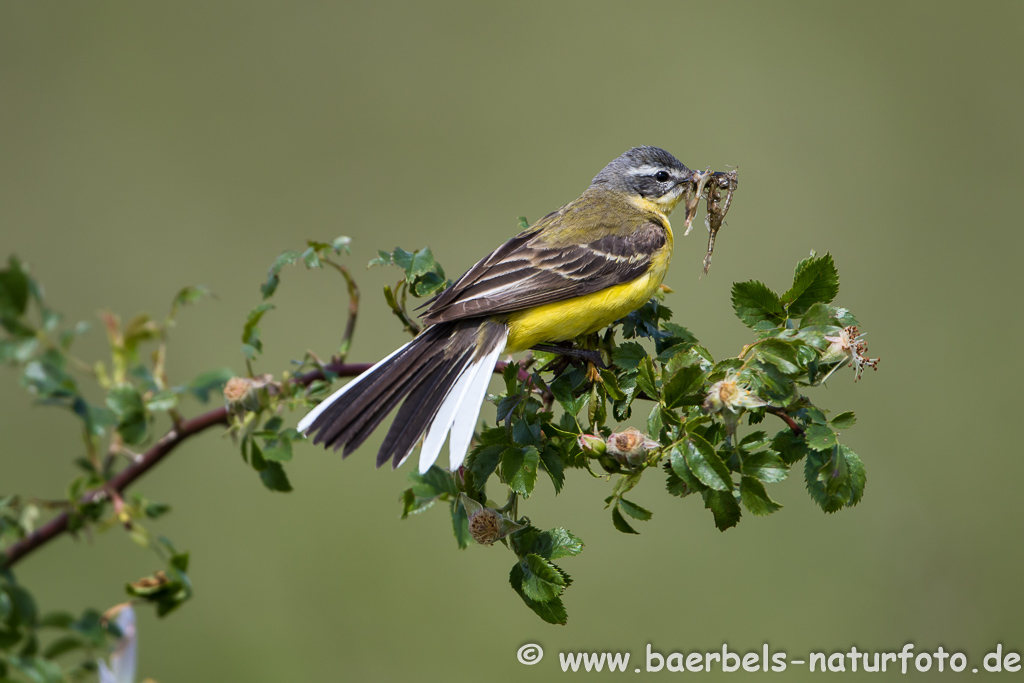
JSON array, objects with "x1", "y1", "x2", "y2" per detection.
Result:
[{"x1": 299, "y1": 146, "x2": 703, "y2": 472}]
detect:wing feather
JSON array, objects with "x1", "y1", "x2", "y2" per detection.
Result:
[{"x1": 423, "y1": 220, "x2": 666, "y2": 325}]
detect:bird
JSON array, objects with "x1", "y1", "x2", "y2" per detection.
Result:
[{"x1": 299, "y1": 146, "x2": 700, "y2": 473}]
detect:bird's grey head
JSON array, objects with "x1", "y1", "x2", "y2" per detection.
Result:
[{"x1": 590, "y1": 146, "x2": 694, "y2": 211}]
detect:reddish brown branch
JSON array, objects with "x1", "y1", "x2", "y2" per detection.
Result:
[
  {"x1": 767, "y1": 406, "x2": 805, "y2": 436},
  {"x1": 3, "y1": 360, "x2": 373, "y2": 569}
]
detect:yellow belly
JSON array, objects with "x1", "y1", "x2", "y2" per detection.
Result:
[{"x1": 504, "y1": 244, "x2": 673, "y2": 353}]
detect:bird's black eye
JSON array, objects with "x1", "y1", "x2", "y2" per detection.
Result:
[{"x1": 654, "y1": 171, "x2": 671, "y2": 182}]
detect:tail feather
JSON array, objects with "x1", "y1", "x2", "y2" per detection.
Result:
[
  {"x1": 317, "y1": 326, "x2": 445, "y2": 447},
  {"x1": 299, "y1": 320, "x2": 508, "y2": 472}
]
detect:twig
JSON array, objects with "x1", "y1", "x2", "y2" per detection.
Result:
[
  {"x1": 4, "y1": 360, "x2": 369, "y2": 569},
  {"x1": 766, "y1": 406, "x2": 804, "y2": 436},
  {"x1": 322, "y1": 258, "x2": 359, "y2": 361}
]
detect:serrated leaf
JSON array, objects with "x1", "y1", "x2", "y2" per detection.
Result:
[
  {"x1": 805, "y1": 424, "x2": 839, "y2": 451},
  {"x1": 451, "y1": 499, "x2": 470, "y2": 549},
  {"x1": 830, "y1": 411, "x2": 857, "y2": 429},
  {"x1": 521, "y1": 554, "x2": 567, "y2": 602},
  {"x1": 538, "y1": 444, "x2": 565, "y2": 494},
  {"x1": 664, "y1": 465, "x2": 693, "y2": 497},
  {"x1": 509, "y1": 564, "x2": 568, "y2": 625},
  {"x1": 262, "y1": 438, "x2": 293, "y2": 462},
  {"x1": 703, "y1": 489, "x2": 742, "y2": 531},
  {"x1": 468, "y1": 444, "x2": 503, "y2": 485},
  {"x1": 783, "y1": 253, "x2": 839, "y2": 315},
  {"x1": 611, "y1": 506, "x2": 639, "y2": 534},
  {"x1": 668, "y1": 447, "x2": 708, "y2": 492},
  {"x1": 530, "y1": 528, "x2": 584, "y2": 560},
  {"x1": 612, "y1": 342, "x2": 647, "y2": 371},
  {"x1": 502, "y1": 446, "x2": 540, "y2": 497},
  {"x1": 731, "y1": 280, "x2": 785, "y2": 329},
  {"x1": 549, "y1": 373, "x2": 588, "y2": 416},
  {"x1": 636, "y1": 356, "x2": 658, "y2": 399},
  {"x1": 684, "y1": 433, "x2": 733, "y2": 491},
  {"x1": 842, "y1": 445, "x2": 867, "y2": 507},
  {"x1": 619, "y1": 497, "x2": 653, "y2": 521},
  {"x1": 772, "y1": 430, "x2": 811, "y2": 465},
  {"x1": 259, "y1": 461, "x2": 292, "y2": 492},
  {"x1": 739, "y1": 476, "x2": 782, "y2": 516},
  {"x1": 742, "y1": 450, "x2": 789, "y2": 483},
  {"x1": 662, "y1": 364, "x2": 705, "y2": 408},
  {"x1": 755, "y1": 338, "x2": 803, "y2": 376}
]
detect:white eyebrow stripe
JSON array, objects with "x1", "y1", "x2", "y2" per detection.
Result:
[{"x1": 628, "y1": 164, "x2": 666, "y2": 176}]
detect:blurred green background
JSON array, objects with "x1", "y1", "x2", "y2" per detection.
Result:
[{"x1": 3, "y1": 1, "x2": 1023, "y2": 680}]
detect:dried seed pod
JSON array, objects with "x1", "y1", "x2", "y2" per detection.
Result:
[{"x1": 468, "y1": 507, "x2": 503, "y2": 546}]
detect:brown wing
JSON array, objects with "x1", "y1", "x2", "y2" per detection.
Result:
[{"x1": 421, "y1": 221, "x2": 667, "y2": 325}]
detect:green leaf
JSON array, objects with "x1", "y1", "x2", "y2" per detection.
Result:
[
  {"x1": 611, "y1": 506, "x2": 639, "y2": 534},
  {"x1": 830, "y1": 411, "x2": 857, "y2": 429},
  {"x1": 186, "y1": 368, "x2": 234, "y2": 402},
  {"x1": 468, "y1": 444, "x2": 503, "y2": 485},
  {"x1": 664, "y1": 466, "x2": 693, "y2": 497},
  {"x1": 755, "y1": 339, "x2": 803, "y2": 376},
  {"x1": 261, "y1": 250, "x2": 302, "y2": 299},
  {"x1": 105, "y1": 385, "x2": 147, "y2": 445},
  {"x1": 731, "y1": 280, "x2": 785, "y2": 329},
  {"x1": 662, "y1": 364, "x2": 705, "y2": 408},
  {"x1": 842, "y1": 445, "x2": 867, "y2": 507},
  {"x1": 803, "y1": 446, "x2": 860, "y2": 513},
  {"x1": 549, "y1": 373, "x2": 588, "y2": 416},
  {"x1": 42, "y1": 635, "x2": 84, "y2": 659},
  {"x1": 0, "y1": 256, "x2": 31, "y2": 317},
  {"x1": 668, "y1": 447, "x2": 707, "y2": 493},
  {"x1": 538, "y1": 444, "x2": 565, "y2": 494},
  {"x1": 262, "y1": 438, "x2": 293, "y2": 462},
  {"x1": 145, "y1": 390, "x2": 179, "y2": 412},
  {"x1": 408, "y1": 247, "x2": 436, "y2": 279},
  {"x1": 636, "y1": 356, "x2": 658, "y2": 399},
  {"x1": 521, "y1": 554, "x2": 567, "y2": 602},
  {"x1": 451, "y1": 499, "x2": 470, "y2": 550},
  {"x1": 782, "y1": 252, "x2": 839, "y2": 316},
  {"x1": 259, "y1": 461, "x2": 292, "y2": 492},
  {"x1": 241, "y1": 303, "x2": 274, "y2": 354},
  {"x1": 805, "y1": 424, "x2": 839, "y2": 451},
  {"x1": 509, "y1": 563, "x2": 568, "y2": 625},
  {"x1": 684, "y1": 433, "x2": 733, "y2": 491},
  {"x1": 772, "y1": 430, "x2": 812, "y2": 465},
  {"x1": 410, "y1": 466, "x2": 455, "y2": 499},
  {"x1": 501, "y1": 446, "x2": 540, "y2": 497},
  {"x1": 703, "y1": 489, "x2": 742, "y2": 531},
  {"x1": 742, "y1": 450, "x2": 789, "y2": 483},
  {"x1": 612, "y1": 342, "x2": 647, "y2": 371},
  {"x1": 619, "y1": 497, "x2": 653, "y2": 521},
  {"x1": 530, "y1": 528, "x2": 584, "y2": 560},
  {"x1": 301, "y1": 246, "x2": 321, "y2": 269},
  {"x1": 740, "y1": 476, "x2": 782, "y2": 515}
]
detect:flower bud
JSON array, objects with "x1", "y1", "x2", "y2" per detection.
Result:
[
  {"x1": 578, "y1": 433, "x2": 607, "y2": 458},
  {"x1": 605, "y1": 427, "x2": 659, "y2": 466},
  {"x1": 223, "y1": 374, "x2": 276, "y2": 413}
]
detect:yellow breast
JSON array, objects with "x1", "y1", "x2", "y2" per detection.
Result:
[{"x1": 504, "y1": 221, "x2": 674, "y2": 353}]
